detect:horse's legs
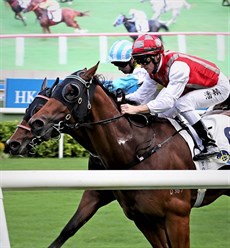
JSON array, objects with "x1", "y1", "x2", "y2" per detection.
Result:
[
  {"x1": 165, "y1": 214, "x2": 190, "y2": 248},
  {"x1": 65, "y1": 20, "x2": 83, "y2": 32},
  {"x1": 151, "y1": 11, "x2": 162, "y2": 21},
  {"x1": 15, "y1": 13, "x2": 27, "y2": 26},
  {"x1": 166, "y1": 9, "x2": 180, "y2": 26},
  {"x1": 48, "y1": 190, "x2": 115, "y2": 248},
  {"x1": 42, "y1": 26, "x2": 51, "y2": 34},
  {"x1": 134, "y1": 217, "x2": 170, "y2": 248}
]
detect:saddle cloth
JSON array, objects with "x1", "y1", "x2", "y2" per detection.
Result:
[
  {"x1": 170, "y1": 114, "x2": 230, "y2": 168},
  {"x1": 169, "y1": 114, "x2": 230, "y2": 207},
  {"x1": 48, "y1": 9, "x2": 62, "y2": 23}
]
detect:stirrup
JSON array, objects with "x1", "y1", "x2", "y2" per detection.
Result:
[{"x1": 193, "y1": 146, "x2": 220, "y2": 161}]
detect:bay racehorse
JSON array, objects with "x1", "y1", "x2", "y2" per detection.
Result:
[
  {"x1": 141, "y1": 0, "x2": 191, "y2": 26},
  {"x1": 5, "y1": 78, "x2": 117, "y2": 247},
  {"x1": 28, "y1": 63, "x2": 230, "y2": 247},
  {"x1": 23, "y1": 0, "x2": 89, "y2": 33},
  {"x1": 5, "y1": 0, "x2": 28, "y2": 26},
  {"x1": 113, "y1": 14, "x2": 169, "y2": 41}
]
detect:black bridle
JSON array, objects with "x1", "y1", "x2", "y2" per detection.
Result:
[{"x1": 52, "y1": 72, "x2": 126, "y2": 130}]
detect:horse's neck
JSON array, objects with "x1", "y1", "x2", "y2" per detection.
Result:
[
  {"x1": 66, "y1": 127, "x2": 97, "y2": 155},
  {"x1": 34, "y1": 8, "x2": 46, "y2": 17},
  {"x1": 87, "y1": 88, "x2": 195, "y2": 170},
  {"x1": 83, "y1": 90, "x2": 133, "y2": 167}
]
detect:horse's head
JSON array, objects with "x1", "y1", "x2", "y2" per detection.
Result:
[
  {"x1": 113, "y1": 14, "x2": 125, "y2": 26},
  {"x1": 29, "y1": 62, "x2": 100, "y2": 139},
  {"x1": 5, "y1": 77, "x2": 59, "y2": 156}
]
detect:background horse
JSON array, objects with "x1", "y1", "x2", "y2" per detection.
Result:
[
  {"x1": 141, "y1": 0, "x2": 191, "y2": 26},
  {"x1": 29, "y1": 63, "x2": 229, "y2": 247},
  {"x1": 23, "y1": 0, "x2": 89, "y2": 33},
  {"x1": 5, "y1": 0, "x2": 28, "y2": 26},
  {"x1": 113, "y1": 14, "x2": 169, "y2": 41}
]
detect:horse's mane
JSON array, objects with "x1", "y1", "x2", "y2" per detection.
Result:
[
  {"x1": 93, "y1": 74, "x2": 116, "y2": 99},
  {"x1": 91, "y1": 73, "x2": 168, "y2": 126}
]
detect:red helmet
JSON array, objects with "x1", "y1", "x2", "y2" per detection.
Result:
[{"x1": 132, "y1": 34, "x2": 164, "y2": 57}]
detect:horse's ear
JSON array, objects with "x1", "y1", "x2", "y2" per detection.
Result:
[
  {"x1": 82, "y1": 62, "x2": 100, "y2": 81},
  {"x1": 41, "y1": 77, "x2": 47, "y2": 90},
  {"x1": 50, "y1": 77, "x2": 59, "y2": 92}
]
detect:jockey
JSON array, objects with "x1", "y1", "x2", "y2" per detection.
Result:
[
  {"x1": 128, "y1": 9, "x2": 149, "y2": 33},
  {"x1": 39, "y1": 0, "x2": 61, "y2": 21},
  {"x1": 107, "y1": 39, "x2": 160, "y2": 100},
  {"x1": 121, "y1": 34, "x2": 230, "y2": 161}
]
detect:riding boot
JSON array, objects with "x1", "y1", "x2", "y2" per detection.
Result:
[{"x1": 192, "y1": 120, "x2": 220, "y2": 161}]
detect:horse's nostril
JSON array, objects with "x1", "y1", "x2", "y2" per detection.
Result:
[
  {"x1": 4, "y1": 141, "x2": 20, "y2": 155},
  {"x1": 9, "y1": 141, "x2": 21, "y2": 151}
]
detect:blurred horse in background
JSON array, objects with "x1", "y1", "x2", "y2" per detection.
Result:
[
  {"x1": 141, "y1": 0, "x2": 191, "y2": 26},
  {"x1": 113, "y1": 14, "x2": 169, "y2": 41},
  {"x1": 23, "y1": 0, "x2": 89, "y2": 33},
  {"x1": 5, "y1": 0, "x2": 30, "y2": 26}
]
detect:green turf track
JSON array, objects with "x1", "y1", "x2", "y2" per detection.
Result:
[
  {"x1": 1, "y1": 158, "x2": 230, "y2": 247},
  {"x1": 0, "y1": 0, "x2": 229, "y2": 76}
]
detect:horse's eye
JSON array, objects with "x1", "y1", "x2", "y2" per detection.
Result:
[{"x1": 63, "y1": 84, "x2": 80, "y2": 102}]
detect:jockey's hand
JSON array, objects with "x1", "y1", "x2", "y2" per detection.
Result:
[{"x1": 121, "y1": 104, "x2": 150, "y2": 115}]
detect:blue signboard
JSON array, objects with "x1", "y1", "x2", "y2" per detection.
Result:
[{"x1": 5, "y1": 78, "x2": 58, "y2": 108}]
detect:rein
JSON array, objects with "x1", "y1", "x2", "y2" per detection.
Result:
[
  {"x1": 64, "y1": 113, "x2": 125, "y2": 129},
  {"x1": 124, "y1": 127, "x2": 185, "y2": 169}
]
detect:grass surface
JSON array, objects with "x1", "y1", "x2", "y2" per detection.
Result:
[
  {"x1": 1, "y1": 158, "x2": 230, "y2": 247},
  {"x1": 0, "y1": 0, "x2": 229, "y2": 75}
]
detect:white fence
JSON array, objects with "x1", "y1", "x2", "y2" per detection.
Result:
[
  {"x1": 0, "y1": 170, "x2": 230, "y2": 248},
  {"x1": 0, "y1": 32, "x2": 228, "y2": 66}
]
